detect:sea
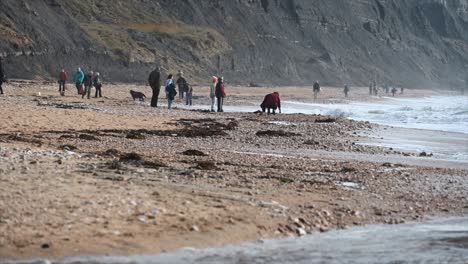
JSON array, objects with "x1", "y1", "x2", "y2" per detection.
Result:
[
  {"x1": 8, "y1": 218, "x2": 468, "y2": 264},
  {"x1": 212, "y1": 96, "x2": 468, "y2": 162}
]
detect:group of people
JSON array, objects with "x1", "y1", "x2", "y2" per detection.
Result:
[
  {"x1": 147, "y1": 68, "x2": 227, "y2": 112},
  {"x1": 370, "y1": 82, "x2": 404, "y2": 97},
  {"x1": 71, "y1": 68, "x2": 103, "y2": 99},
  {"x1": 55, "y1": 67, "x2": 103, "y2": 98}
]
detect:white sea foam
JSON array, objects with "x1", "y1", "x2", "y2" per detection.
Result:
[{"x1": 284, "y1": 96, "x2": 468, "y2": 134}]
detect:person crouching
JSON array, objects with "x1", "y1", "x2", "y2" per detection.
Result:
[{"x1": 261, "y1": 92, "x2": 281, "y2": 114}]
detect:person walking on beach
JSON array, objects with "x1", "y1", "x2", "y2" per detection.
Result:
[
  {"x1": 148, "y1": 67, "x2": 161, "y2": 107},
  {"x1": 313, "y1": 80, "x2": 321, "y2": 99},
  {"x1": 391, "y1": 87, "x2": 397, "y2": 97},
  {"x1": 400, "y1": 87, "x2": 404, "y2": 94},
  {"x1": 0, "y1": 57, "x2": 5, "y2": 95},
  {"x1": 261, "y1": 92, "x2": 281, "y2": 114},
  {"x1": 210, "y1": 76, "x2": 218, "y2": 112},
  {"x1": 215, "y1": 76, "x2": 226, "y2": 112},
  {"x1": 82, "y1": 70, "x2": 94, "y2": 99},
  {"x1": 369, "y1": 82, "x2": 373, "y2": 95},
  {"x1": 344, "y1": 84, "x2": 350, "y2": 98},
  {"x1": 165, "y1": 74, "x2": 177, "y2": 109},
  {"x1": 185, "y1": 83, "x2": 193, "y2": 106},
  {"x1": 74, "y1": 67, "x2": 85, "y2": 95},
  {"x1": 176, "y1": 71, "x2": 186, "y2": 99},
  {"x1": 93, "y1": 72, "x2": 102, "y2": 98},
  {"x1": 58, "y1": 69, "x2": 67, "y2": 96},
  {"x1": 373, "y1": 83, "x2": 378, "y2": 96}
]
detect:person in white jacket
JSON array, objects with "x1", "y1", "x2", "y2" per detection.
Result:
[{"x1": 209, "y1": 76, "x2": 218, "y2": 112}]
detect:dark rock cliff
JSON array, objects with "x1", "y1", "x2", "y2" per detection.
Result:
[{"x1": 0, "y1": 0, "x2": 467, "y2": 88}]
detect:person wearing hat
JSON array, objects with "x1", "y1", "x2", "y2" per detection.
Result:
[
  {"x1": 176, "y1": 70, "x2": 187, "y2": 99},
  {"x1": 215, "y1": 76, "x2": 226, "y2": 112}
]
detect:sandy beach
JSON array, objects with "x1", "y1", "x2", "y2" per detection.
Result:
[{"x1": 0, "y1": 81, "x2": 467, "y2": 260}]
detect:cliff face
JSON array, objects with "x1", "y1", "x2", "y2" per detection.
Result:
[{"x1": 0, "y1": 0, "x2": 467, "y2": 88}]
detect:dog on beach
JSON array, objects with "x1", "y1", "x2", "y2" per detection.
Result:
[{"x1": 130, "y1": 90, "x2": 146, "y2": 101}]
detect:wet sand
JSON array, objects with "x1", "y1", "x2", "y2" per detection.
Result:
[{"x1": 0, "y1": 81, "x2": 466, "y2": 259}]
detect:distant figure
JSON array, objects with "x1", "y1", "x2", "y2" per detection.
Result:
[
  {"x1": 0, "y1": 57, "x2": 5, "y2": 95},
  {"x1": 74, "y1": 68, "x2": 85, "y2": 95},
  {"x1": 148, "y1": 67, "x2": 161, "y2": 107},
  {"x1": 385, "y1": 85, "x2": 390, "y2": 94},
  {"x1": 58, "y1": 69, "x2": 67, "y2": 96},
  {"x1": 210, "y1": 76, "x2": 218, "y2": 112},
  {"x1": 344, "y1": 84, "x2": 350, "y2": 98},
  {"x1": 391, "y1": 87, "x2": 397, "y2": 97},
  {"x1": 93, "y1": 72, "x2": 102, "y2": 98},
  {"x1": 82, "y1": 71, "x2": 94, "y2": 99},
  {"x1": 369, "y1": 82, "x2": 373, "y2": 95},
  {"x1": 373, "y1": 82, "x2": 378, "y2": 96},
  {"x1": 400, "y1": 87, "x2": 404, "y2": 94},
  {"x1": 185, "y1": 83, "x2": 193, "y2": 106},
  {"x1": 261, "y1": 92, "x2": 281, "y2": 114},
  {"x1": 165, "y1": 74, "x2": 177, "y2": 109},
  {"x1": 313, "y1": 81, "x2": 321, "y2": 99},
  {"x1": 176, "y1": 71, "x2": 186, "y2": 99},
  {"x1": 215, "y1": 76, "x2": 226, "y2": 112}
]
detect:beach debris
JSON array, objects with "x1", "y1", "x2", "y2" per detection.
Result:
[
  {"x1": 419, "y1": 152, "x2": 433, "y2": 157},
  {"x1": 182, "y1": 150, "x2": 207, "y2": 156},
  {"x1": 126, "y1": 131, "x2": 146, "y2": 140},
  {"x1": 256, "y1": 130, "x2": 301, "y2": 137},
  {"x1": 58, "y1": 144, "x2": 77, "y2": 151},
  {"x1": 78, "y1": 134, "x2": 99, "y2": 141},
  {"x1": 315, "y1": 117, "x2": 336, "y2": 123},
  {"x1": 120, "y1": 152, "x2": 142, "y2": 161},
  {"x1": 104, "y1": 149, "x2": 120, "y2": 157},
  {"x1": 195, "y1": 161, "x2": 217, "y2": 170}
]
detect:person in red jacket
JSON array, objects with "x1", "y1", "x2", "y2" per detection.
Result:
[
  {"x1": 261, "y1": 92, "x2": 281, "y2": 114},
  {"x1": 58, "y1": 69, "x2": 67, "y2": 96},
  {"x1": 215, "y1": 76, "x2": 226, "y2": 112}
]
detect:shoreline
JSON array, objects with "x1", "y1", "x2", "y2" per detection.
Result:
[{"x1": 0, "y1": 83, "x2": 467, "y2": 259}]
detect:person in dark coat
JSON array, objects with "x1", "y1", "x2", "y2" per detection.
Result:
[
  {"x1": 344, "y1": 84, "x2": 350, "y2": 98},
  {"x1": 82, "y1": 71, "x2": 94, "y2": 99},
  {"x1": 313, "y1": 81, "x2": 320, "y2": 99},
  {"x1": 58, "y1": 69, "x2": 67, "y2": 96},
  {"x1": 165, "y1": 74, "x2": 177, "y2": 109},
  {"x1": 176, "y1": 71, "x2": 186, "y2": 99},
  {"x1": 148, "y1": 67, "x2": 161, "y2": 107},
  {"x1": 215, "y1": 76, "x2": 226, "y2": 112},
  {"x1": 0, "y1": 57, "x2": 5, "y2": 95},
  {"x1": 261, "y1": 92, "x2": 281, "y2": 114},
  {"x1": 93, "y1": 72, "x2": 102, "y2": 98}
]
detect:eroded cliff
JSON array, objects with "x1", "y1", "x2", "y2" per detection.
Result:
[{"x1": 0, "y1": 0, "x2": 467, "y2": 88}]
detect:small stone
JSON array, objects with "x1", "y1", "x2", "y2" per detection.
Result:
[
  {"x1": 191, "y1": 225, "x2": 200, "y2": 232},
  {"x1": 41, "y1": 243, "x2": 50, "y2": 249},
  {"x1": 296, "y1": 227, "x2": 307, "y2": 237}
]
